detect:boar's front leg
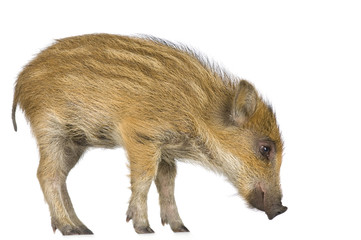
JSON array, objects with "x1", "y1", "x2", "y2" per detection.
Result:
[
  {"x1": 125, "y1": 138, "x2": 160, "y2": 234},
  {"x1": 155, "y1": 158, "x2": 189, "y2": 232}
]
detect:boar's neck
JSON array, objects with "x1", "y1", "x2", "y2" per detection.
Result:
[
  {"x1": 159, "y1": 124, "x2": 241, "y2": 186},
  {"x1": 159, "y1": 79, "x2": 240, "y2": 184}
]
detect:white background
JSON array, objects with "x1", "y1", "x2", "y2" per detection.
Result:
[{"x1": 1, "y1": 0, "x2": 361, "y2": 239}]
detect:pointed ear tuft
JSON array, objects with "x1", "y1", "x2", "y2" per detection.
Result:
[{"x1": 232, "y1": 80, "x2": 258, "y2": 125}]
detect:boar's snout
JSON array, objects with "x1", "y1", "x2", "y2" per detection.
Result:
[
  {"x1": 266, "y1": 203, "x2": 287, "y2": 220},
  {"x1": 248, "y1": 183, "x2": 287, "y2": 220}
]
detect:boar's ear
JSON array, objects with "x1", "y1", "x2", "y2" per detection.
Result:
[{"x1": 231, "y1": 80, "x2": 258, "y2": 125}]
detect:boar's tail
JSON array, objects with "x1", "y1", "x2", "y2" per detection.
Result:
[{"x1": 12, "y1": 94, "x2": 18, "y2": 132}]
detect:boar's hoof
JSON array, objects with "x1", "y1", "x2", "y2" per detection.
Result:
[
  {"x1": 172, "y1": 225, "x2": 190, "y2": 233},
  {"x1": 52, "y1": 223, "x2": 93, "y2": 235},
  {"x1": 161, "y1": 218, "x2": 190, "y2": 232},
  {"x1": 135, "y1": 226, "x2": 155, "y2": 234}
]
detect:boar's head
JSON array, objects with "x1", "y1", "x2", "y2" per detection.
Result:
[{"x1": 224, "y1": 80, "x2": 287, "y2": 220}]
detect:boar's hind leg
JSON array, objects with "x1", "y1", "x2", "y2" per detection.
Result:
[
  {"x1": 155, "y1": 159, "x2": 189, "y2": 232},
  {"x1": 37, "y1": 139, "x2": 92, "y2": 235}
]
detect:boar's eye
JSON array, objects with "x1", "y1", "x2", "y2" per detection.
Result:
[
  {"x1": 260, "y1": 145, "x2": 271, "y2": 158},
  {"x1": 257, "y1": 140, "x2": 276, "y2": 161}
]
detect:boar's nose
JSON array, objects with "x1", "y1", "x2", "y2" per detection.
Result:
[{"x1": 266, "y1": 204, "x2": 287, "y2": 220}]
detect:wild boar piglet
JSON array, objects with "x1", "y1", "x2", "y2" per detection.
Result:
[{"x1": 12, "y1": 34, "x2": 287, "y2": 235}]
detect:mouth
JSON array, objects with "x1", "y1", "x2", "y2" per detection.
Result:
[{"x1": 248, "y1": 183, "x2": 287, "y2": 220}]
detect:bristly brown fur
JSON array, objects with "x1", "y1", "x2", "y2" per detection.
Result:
[{"x1": 12, "y1": 34, "x2": 286, "y2": 235}]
